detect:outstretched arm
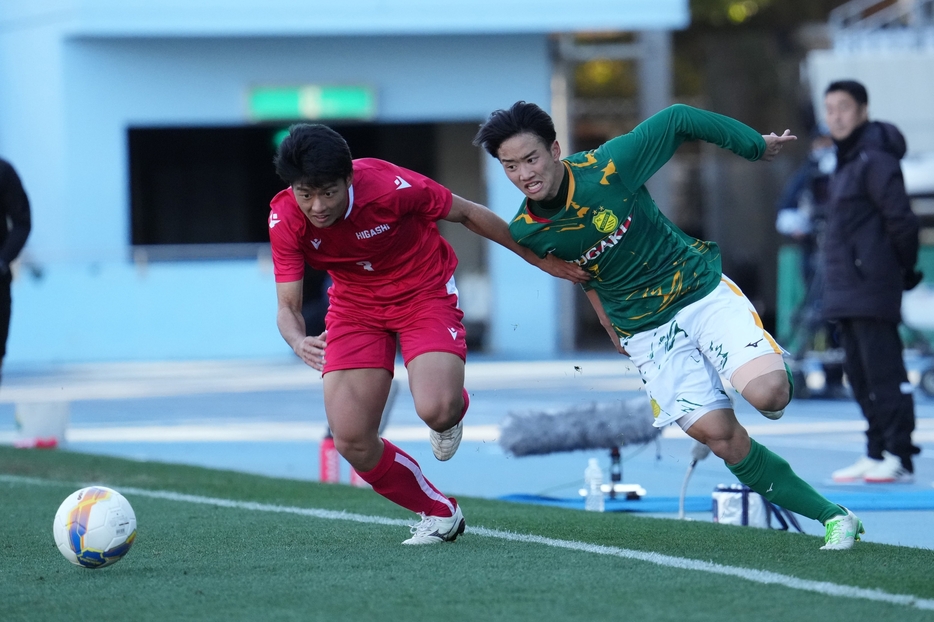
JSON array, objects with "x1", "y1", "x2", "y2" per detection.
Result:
[
  {"x1": 609, "y1": 104, "x2": 793, "y2": 189},
  {"x1": 444, "y1": 194, "x2": 589, "y2": 284}
]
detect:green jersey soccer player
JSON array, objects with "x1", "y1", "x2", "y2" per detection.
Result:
[{"x1": 475, "y1": 102, "x2": 862, "y2": 550}]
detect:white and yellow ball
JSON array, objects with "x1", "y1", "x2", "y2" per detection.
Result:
[{"x1": 52, "y1": 486, "x2": 137, "y2": 568}]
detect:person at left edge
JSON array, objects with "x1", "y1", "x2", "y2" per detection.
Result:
[
  {"x1": 0, "y1": 157, "x2": 31, "y2": 387},
  {"x1": 268, "y1": 123, "x2": 587, "y2": 545}
]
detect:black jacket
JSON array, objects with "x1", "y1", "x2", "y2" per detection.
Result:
[
  {"x1": 821, "y1": 121, "x2": 920, "y2": 323},
  {"x1": 0, "y1": 158, "x2": 31, "y2": 275}
]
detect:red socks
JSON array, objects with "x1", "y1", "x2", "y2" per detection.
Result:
[
  {"x1": 354, "y1": 389, "x2": 468, "y2": 517},
  {"x1": 355, "y1": 439, "x2": 454, "y2": 517}
]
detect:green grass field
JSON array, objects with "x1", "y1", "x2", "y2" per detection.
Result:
[{"x1": 3, "y1": 445, "x2": 933, "y2": 622}]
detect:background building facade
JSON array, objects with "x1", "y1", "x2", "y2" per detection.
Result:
[{"x1": 0, "y1": 0, "x2": 687, "y2": 364}]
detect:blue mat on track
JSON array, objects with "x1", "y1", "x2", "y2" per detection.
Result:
[{"x1": 500, "y1": 490, "x2": 934, "y2": 513}]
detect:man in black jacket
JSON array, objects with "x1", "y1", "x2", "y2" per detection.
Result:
[
  {"x1": 822, "y1": 80, "x2": 922, "y2": 484},
  {"x1": 0, "y1": 158, "x2": 31, "y2": 385}
]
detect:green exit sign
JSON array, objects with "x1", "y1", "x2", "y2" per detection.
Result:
[{"x1": 249, "y1": 86, "x2": 376, "y2": 121}]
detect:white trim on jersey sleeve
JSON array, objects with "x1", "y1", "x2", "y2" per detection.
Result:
[{"x1": 344, "y1": 184, "x2": 355, "y2": 220}]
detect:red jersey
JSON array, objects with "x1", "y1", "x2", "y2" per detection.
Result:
[{"x1": 268, "y1": 158, "x2": 456, "y2": 309}]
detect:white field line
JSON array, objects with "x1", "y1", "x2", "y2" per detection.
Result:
[
  {"x1": 0, "y1": 423, "x2": 500, "y2": 444},
  {"x1": 0, "y1": 359, "x2": 642, "y2": 403},
  {"x1": 3, "y1": 474, "x2": 932, "y2": 612},
  {"x1": 4, "y1": 419, "x2": 930, "y2": 445}
]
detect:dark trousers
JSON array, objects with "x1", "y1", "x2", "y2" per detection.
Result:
[
  {"x1": 837, "y1": 318, "x2": 916, "y2": 470},
  {"x1": 0, "y1": 275, "x2": 9, "y2": 362}
]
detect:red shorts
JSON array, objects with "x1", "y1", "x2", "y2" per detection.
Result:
[{"x1": 323, "y1": 277, "x2": 467, "y2": 375}]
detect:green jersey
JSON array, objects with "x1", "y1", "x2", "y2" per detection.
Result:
[{"x1": 508, "y1": 104, "x2": 767, "y2": 337}]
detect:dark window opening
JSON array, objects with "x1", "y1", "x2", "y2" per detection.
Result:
[
  {"x1": 128, "y1": 122, "x2": 437, "y2": 257},
  {"x1": 128, "y1": 121, "x2": 488, "y2": 348}
]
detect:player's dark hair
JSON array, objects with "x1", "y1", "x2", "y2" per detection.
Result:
[
  {"x1": 274, "y1": 124, "x2": 353, "y2": 187},
  {"x1": 825, "y1": 80, "x2": 868, "y2": 106},
  {"x1": 473, "y1": 101, "x2": 557, "y2": 159}
]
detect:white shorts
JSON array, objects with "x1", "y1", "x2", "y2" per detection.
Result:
[{"x1": 620, "y1": 276, "x2": 783, "y2": 431}]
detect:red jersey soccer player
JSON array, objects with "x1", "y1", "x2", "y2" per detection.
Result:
[{"x1": 269, "y1": 124, "x2": 586, "y2": 544}]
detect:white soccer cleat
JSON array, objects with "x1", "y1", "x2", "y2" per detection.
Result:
[
  {"x1": 831, "y1": 456, "x2": 882, "y2": 482},
  {"x1": 430, "y1": 419, "x2": 463, "y2": 461},
  {"x1": 402, "y1": 502, "x2": 466, "y2": 545},
  {"x1": 820, "y1": 507, "x2": 864, "y2": 550},
  {"x1": 863, "y1": 452, "x2": 914, "y2": 484}
]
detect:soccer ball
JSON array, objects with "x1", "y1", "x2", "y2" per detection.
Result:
[{"x1": 52, "y1": 486, "x2": 137, "y2": 568}]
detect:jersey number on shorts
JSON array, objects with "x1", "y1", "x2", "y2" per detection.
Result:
[{"x1": 357, "y1": 261, "x2": 374, "y2": 272}]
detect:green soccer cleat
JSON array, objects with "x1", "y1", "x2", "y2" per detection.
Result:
[{"x1": 820, "y1": 507, "x2": 865, "y2": 550}]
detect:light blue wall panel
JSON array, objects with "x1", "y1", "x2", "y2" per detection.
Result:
[
  {"x1": 0, "y1": 0, "x2": 688, "y2": 364},
  {"x1": 0, "y1": 0, "x2": 688, "y2": 36},
  {"x1": 0, "y1": 22, "x2": 70, "y2": 265},
  {"x1": 8, "y1": 261, "x2": 282, "y2": 364},
  {"x1": 2, "y1": 33, "x2": 559, "y2": 363},
  {"x1": 484, "y1": 156, "x2": 561, "y2": 356}
]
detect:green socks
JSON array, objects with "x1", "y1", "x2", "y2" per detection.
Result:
[{"x1": 727, "y1": 438, "x2": 841, "y2": 524}]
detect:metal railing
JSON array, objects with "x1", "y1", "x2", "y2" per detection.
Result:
[{"x1": 829, "y1": 0, "x2": 934, "y2": 50}]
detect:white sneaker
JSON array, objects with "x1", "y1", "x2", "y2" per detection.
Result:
[
  {"x1": 430, "y1": 420, "x2": 463, "y2": 461},
  {"x1": 820, "y1": 507, "x2": 864, "y2": 550},
  {"x1": 863, "y1": 452, "x2": 914, "y2": 483},
  {"x1": 402, "y1": 502, "x2": 465, "y2": 545},
  {"x1": 831, "y1": 456, "x2": 882, "y2": 482}
]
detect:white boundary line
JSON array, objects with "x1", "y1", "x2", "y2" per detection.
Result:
[
  {"x1": 0, "y1": 359, "x2": 642, "y2": 403},
  {"x1": 6, "y1": 419, "x2": 932, "y2": 445},
  {"x1": 4, "y1": 474, "x2": 932, "y2": 612}
]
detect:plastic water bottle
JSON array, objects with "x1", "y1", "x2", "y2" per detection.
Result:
[
  {"x1": 584, "y1": 458, "x2": 605, "y2": 512},
  {"x1": 349, "y1": 466, "x2": 370, "y2": 488}
]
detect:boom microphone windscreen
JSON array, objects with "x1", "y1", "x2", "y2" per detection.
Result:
[{"x1": 498, "y1": 396, "x2": 659, "y2": 457}]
